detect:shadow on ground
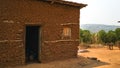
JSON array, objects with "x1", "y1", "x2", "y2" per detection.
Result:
[
  {"x1": 77, "y1": 56, "x2": 110, "y2": 68},
  {"x1": 81, "y1": 60, "x2": 110, "y2": 68},
  {"x1": 0, "y1": 56, "x2": 110, "y2": 68}
]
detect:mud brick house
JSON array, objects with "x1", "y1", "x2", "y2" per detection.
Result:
[{"x1": 0, "y1": 0, "x2": 87, "y2": 66}]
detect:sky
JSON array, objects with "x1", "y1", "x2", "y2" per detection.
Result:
[{"x1": 66, "y1": 0, "x2": 120, "y2": 26}]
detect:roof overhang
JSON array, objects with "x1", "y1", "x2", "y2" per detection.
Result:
[{"x1": 42, "y1": 0, "x2": 87, "y2": 9}]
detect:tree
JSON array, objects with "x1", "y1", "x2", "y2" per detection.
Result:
[
  {"x1": 106, "y1": 30, "x2": 117, "y2": 43},
  {"x1": 79, "y1": 29, "x2": 83, "y2": 43},
  {"x1": 115, "y1": 28, "x2": 120, "y2": 41},
  {"x1": 91, "y1": 33, "x2": 99, "y2": 44},
  {"x1": 98, "y1": 30, "x2": 107, "y2": 44},
  {"x1": 81, "y1": 30, "x2": 92, "y2": 43}
]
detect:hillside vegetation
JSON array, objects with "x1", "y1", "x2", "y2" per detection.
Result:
[{"x1": 80, "y1": 24, "x2": 120, "y2": 33}]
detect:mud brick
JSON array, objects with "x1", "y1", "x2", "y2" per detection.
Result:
[{"x1": 0, "y1": 0, "x2": 86, "y2": 66}]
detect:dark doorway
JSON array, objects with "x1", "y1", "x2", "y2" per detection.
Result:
[{"x1": 25, "y1": 26, "x2": 40, "y2": 63}]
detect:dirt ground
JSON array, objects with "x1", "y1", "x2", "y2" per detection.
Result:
[
  {"x1": 7, "y1": 56, "x2": 102, "y2": 68},
  {"x1": 4, "y1": 46, "x2": 120, "y2": 68},
  {"x1": 79, "y1": 47, "x2": 120, "y2": 68}
]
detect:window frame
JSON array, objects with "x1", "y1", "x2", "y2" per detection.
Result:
[{"x1": 62, "y1": 26, "x2": 71, "y2": 39}]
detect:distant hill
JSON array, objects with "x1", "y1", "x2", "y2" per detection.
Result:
[{"x1": 80, "y1": 24, "x2": 120, "y2": 33}]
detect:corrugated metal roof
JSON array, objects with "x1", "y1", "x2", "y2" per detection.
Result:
[{"x1": 43, "y1": 0, "x2": 87, "y2": 8}]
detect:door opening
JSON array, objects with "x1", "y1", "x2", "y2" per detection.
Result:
[{"x1": 25, "y1": 26, "x2": 40, "y2": 63}]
